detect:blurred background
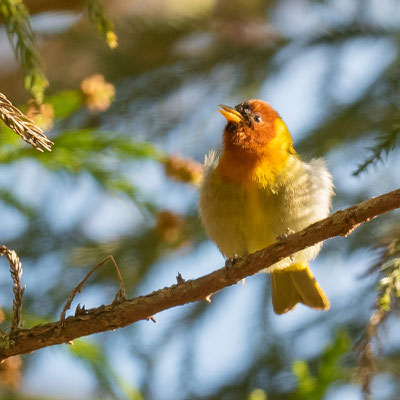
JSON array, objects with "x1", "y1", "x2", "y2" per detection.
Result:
[{"x1": 1, "y1": 0, "x2": 400, "y2": 399}]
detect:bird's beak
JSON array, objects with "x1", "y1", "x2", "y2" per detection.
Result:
[{"x1": 218, "y1": 104, "x2": 244, "y2": 123}]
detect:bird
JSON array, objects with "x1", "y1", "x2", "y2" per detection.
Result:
[{"x1": 198, "y1": 99, "x2": 334, "y2": 314}]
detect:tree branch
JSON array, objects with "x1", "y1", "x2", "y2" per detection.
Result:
[{"x1": 1, "y1": 187, "x2": 400, "y2": 361}]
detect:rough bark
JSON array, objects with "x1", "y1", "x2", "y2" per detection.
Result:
[{"x1": 1, "y1": 187, "x2": 400, "y2": 361}]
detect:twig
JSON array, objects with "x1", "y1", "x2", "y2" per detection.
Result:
[
  {"x1": 176, "y1": 272, "x2": 185, "y2": 284},
  {"x1": 0, "y1": 246, "x2": 25, "y2": 332},
  {"x1": 0, "y1": 92, "x2": 53, "y2": 152},
  {"x1": 83, "y1": 0, "x2": 118, "y2": 49},
  {"x1": 356, "y1": 309, "x2": 387, "y2": 400},
  {"x1": 0, "y1": 1, "x2": 48, "y2": 102},
  {"x1": 0, "y1": 187, "x2": 400, "y2": 361},
  {"x1": 60, "y1": 255, "x2": 126, "y2": 321}
]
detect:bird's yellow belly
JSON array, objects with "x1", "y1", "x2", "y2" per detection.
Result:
[
  {"x1": 240, "y1": 184, "x2": 279, "y2": 254},
  {"x1": 199, "y1": 171, "x2": 281, "y2": 257}
]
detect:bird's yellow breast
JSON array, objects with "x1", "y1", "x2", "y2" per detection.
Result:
[
  {"x1": 199, "y1": 161, "x2": 289, "y2": 257},
  {"x1": 237, "y1": 182, "x2": 279, "y2": 254}
]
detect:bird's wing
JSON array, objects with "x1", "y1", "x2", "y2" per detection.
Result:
[
  {"x1": 271, "y1": 157, "x2": 334, "y2": 239},
  {"x1": 302, "y1": 158, "x2": 334, "y2": 223}
]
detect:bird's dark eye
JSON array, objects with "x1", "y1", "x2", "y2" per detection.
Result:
[{"x1": 254, "y1": 114, "x2": 262, "y2": 123}]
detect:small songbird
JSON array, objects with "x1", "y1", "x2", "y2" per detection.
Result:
[{"x1": 199, "y1": 100, "x2": 334, "y2": 314}]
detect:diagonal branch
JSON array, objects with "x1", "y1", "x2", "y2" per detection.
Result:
[{"x1": 1, "y1": 187, "x2": 400, "y2": 361}]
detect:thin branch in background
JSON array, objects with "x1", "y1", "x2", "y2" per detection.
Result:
[
  {"x1": 356, "y1": 236, "x2": 400, "y2": 399},
  {"x1": 82, "y1": 0, "x2": 118, "y2": 49},
  {"x1": 353, "y1": 122, "x2": 400, "y2": 176},
  {"x1": 0, "y1": 92, "x2": 54, "y2": 152},
  {"x1": 0, "y1": 0, "x2": 48, "y2": 103},
  {"x1": 60, "y1": 255, "x2": 127, "y2": 321},
  {"x1": 0, "y1": 246, "x2": 25, "y2": 332},
  {"x1": 356, "y1": 309, "x2": 387, "y2": 400}
]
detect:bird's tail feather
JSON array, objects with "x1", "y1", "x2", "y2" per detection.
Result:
[{"x1": 270, "y1": 264, "x2": 329, "y2": 315}]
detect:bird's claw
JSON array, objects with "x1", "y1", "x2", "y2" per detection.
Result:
[
  {"x1": 276, "y1": 227, "x2": 295, "y2": 241},
  {"x1": 225, "y1": 254, "x2": 240, "y2": 269}
]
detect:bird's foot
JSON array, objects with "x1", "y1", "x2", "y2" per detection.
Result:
[
  {"x1": 276, "y1": 227, "x2": 295, "y2": 241},
  {"x1": 225, "y1": 254, "x2": 240, "y2": 269}
]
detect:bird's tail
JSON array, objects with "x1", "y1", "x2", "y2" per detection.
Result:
[{"x1": 270, "y1": 263, "x2": 330, "y2": 315}]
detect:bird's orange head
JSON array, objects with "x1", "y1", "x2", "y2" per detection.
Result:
[{"x1": 217, "y1": 99, "x2": 297, "y2": 185}]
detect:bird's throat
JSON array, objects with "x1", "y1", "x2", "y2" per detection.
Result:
[
  {"x1": 217, "y1": 118, "x2": 296, "y2": 187},
  {"x1": 217, "y1": 147, "x2": 291, "y2": 187}
]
